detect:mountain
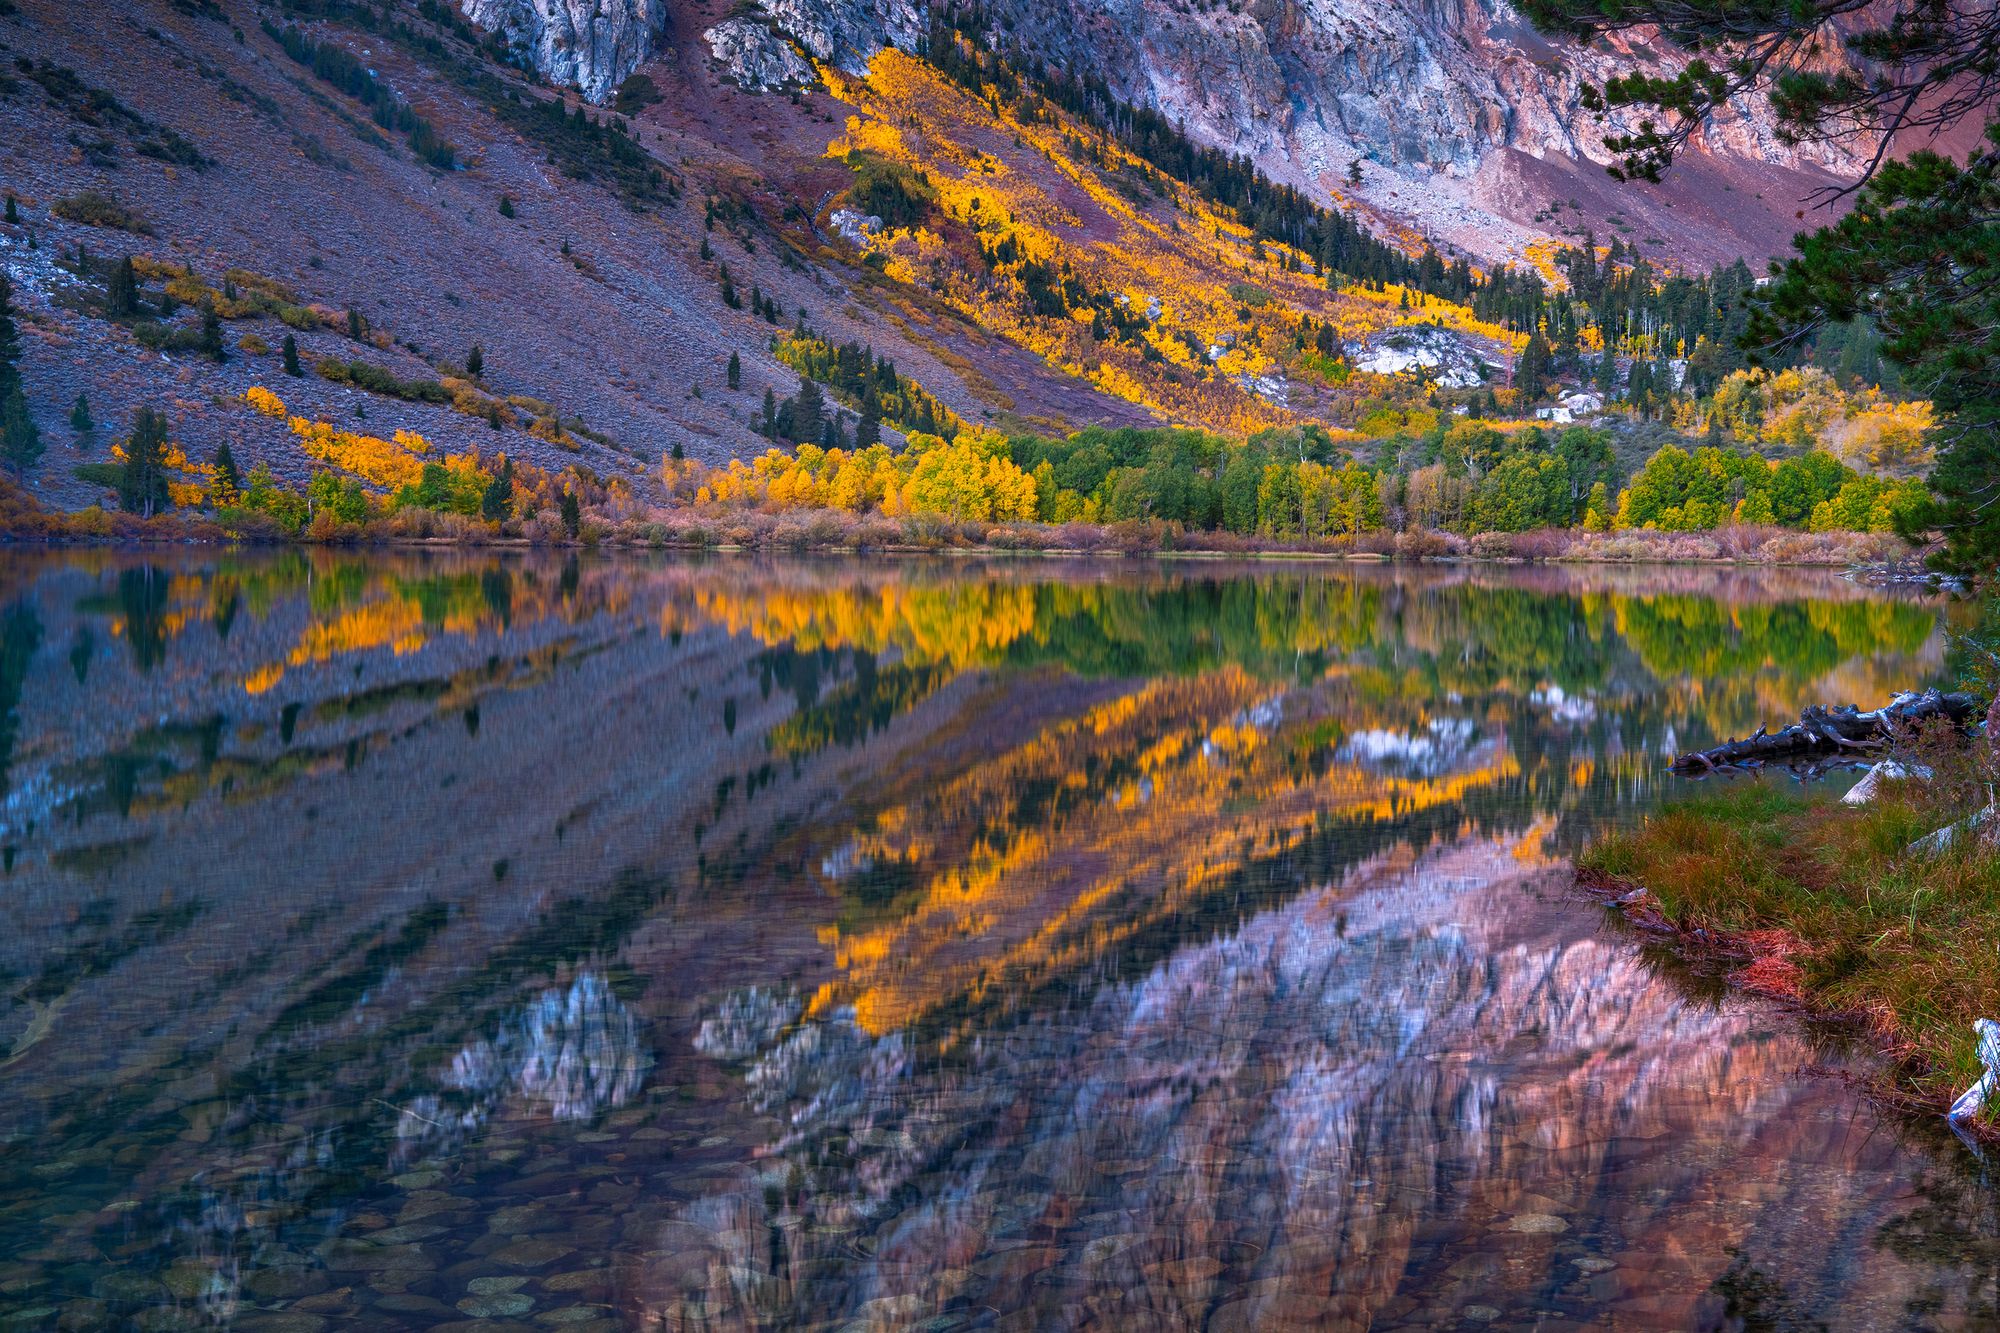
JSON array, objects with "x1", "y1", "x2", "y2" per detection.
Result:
[{"x1": 0, "y1": 0, "x2": 1875, "y2": 515}]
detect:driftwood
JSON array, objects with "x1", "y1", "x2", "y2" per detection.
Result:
[{"x1": 1669, "y1": 689, "x2": 1985, "y2": 776}]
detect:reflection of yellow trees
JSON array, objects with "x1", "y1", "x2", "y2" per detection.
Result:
[
  {"x1": 808, "y1": 668, "x2": 1520, "y2": 1036},
  {"x1": 680, "y1": 581, "x2": 1041, "y2": 669}
]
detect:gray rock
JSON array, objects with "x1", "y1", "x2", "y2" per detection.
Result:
[
  {"x1": 703, "y1": 19, "x2": 814, "y2": 92},
  {"x1": 461, "y1": 0, "x2": 669, "y2": 105}
]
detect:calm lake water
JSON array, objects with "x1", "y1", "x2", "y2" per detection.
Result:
[{"x1": 0, "y1": 550, "x2": 1995, "y2": 1331}]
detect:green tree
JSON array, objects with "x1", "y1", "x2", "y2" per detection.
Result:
[
  {"x1": 107, "y1": 255, "x2": 139, "y2": 317},
  {"x1": 0, "y1": 273, "x2": 19, "y2": 404},
  {"x1": 346, "y1": 308, "x2": 365, "y2": 341},
  {"x1": 117, "y1": 406, "x2": 173, "y2": 517},
  {"x1": 69, "y1": 393, "x2": 92, "y2": 434},
  {"x1": 198, "y1": 305, "x2": 226, "y2": 362},
  {"x1": 726, "y1": 351, "x2": 741, "y2": 390},
  {"x1": 282, "y1": 333, "x2": 301, "y2": 377},
  {"x1": 498, "y1": 194, "x2": 515, "y2": 218},
  {"x1": 788, "y1": 379, "x2": 826, "y2": 447},
  {"x1": 558, "y1": 489, "x2": 581, "y2": 538},
  {"x1": 2, "y1": 194, "x2": 15, "y2": 225},
  {"x1": 1, "y1": 389, "x2": 40, "y2": 478},
  {"x1": 481, "y1": 456, "x2": 514, "y2": 521},
  {"x1": 1514, "y1": 333, "x2": 1552, "y2": 402},
  {"x1": 466, "y1": 342, "x2": 484, "y2": 379}
]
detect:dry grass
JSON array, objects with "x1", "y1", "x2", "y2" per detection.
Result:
[{"x1": 1582, "y1": 776, "x2": 2000, "y2": 1116}]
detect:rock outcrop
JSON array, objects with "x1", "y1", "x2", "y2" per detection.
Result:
[
  {"x1": 703, "y1": 17, "x2": 814, "y2": 92},
  {"x1": 706, "y1": 0, "x2": 922, "y2": 88},
  {"x1": 460, "y1": 0, "x2": 668, "y2": 104}
]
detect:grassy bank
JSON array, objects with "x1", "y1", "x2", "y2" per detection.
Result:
[
  {"x1": 0, "y1": 479, "x2": 1911, "y2": 565},
  {"x1": 1581, "y1": 779, "x2": 2000, "y2": 1124}
]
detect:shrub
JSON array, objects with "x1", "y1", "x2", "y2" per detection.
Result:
[
  {"x1": 53, "y1": 190, "x2": 150, "y2": 232},
  {"x1": 315, "y1": 357, "x2": 448, "y2": 403}
]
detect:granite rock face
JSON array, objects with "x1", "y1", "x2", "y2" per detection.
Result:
[
  {"x1": 461, "y1": 0, "x2": 670, "y2": 104},
  {"x1": 702, "y1": 17, "x2": 815, "y2": 92}
]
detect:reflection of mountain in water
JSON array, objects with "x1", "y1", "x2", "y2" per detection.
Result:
[
  {"x1": 0, "y1": 550, "x2": 1983, "y2": 1330},
  {"x1": 675, "y1": 836, "x2": 1981, "y2": 1329},
  {"x1": 397, "y1": 972, "x2": 652, "y2": 1159}
]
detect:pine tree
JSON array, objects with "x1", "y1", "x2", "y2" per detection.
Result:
[
  {"x1": 760, "y1": 387, "x2": 777, "y2": 436},
  {"x1": 2, "y1": 194, "x2": 16, "y2": 225},
  {"x1": 726, "y1": 351, "x2": 741, "y2": 390},
  {"x1": 558, "y1": 488, "x2": 581, "y2": 538},
  {"x1": 699, "y1": 235, "x2": 712, "y2": 262},
  {"x1": 199, "y1": 305, "x2": 226, "y2": 362},
  {"x1": 466, "y1": 342, "x2": 484, "y2": 379},
  {"x1": 107, "y1": 255, "x2": 139, "y2": 317},
  {"x1": 118, "y1": 406, "x2": 173, "y2": 517},
  {"x1": 1, "y1": 389, "x2": 40, "y2": 478},
  {"x1": 1514, "y1": 333, "x2": 1552, "y2": 402},
  {"x1": 719, "y1": 265, "x2": 740, "y2": 309},
  {"x1": 346, "y1": 308, "x2": 365, "y2": 341},
  {"x1": 70, "y1": 394, "x2": 92, "y2": 433},
  {"x1": 788, "y1": 379, "x2": 825, "y2": 446},
  {"x1": 0, "y1": 273, "x2": 19, "y2": 404},
  {"x1": 856, "y1": 399, "x2": 881, "y2": 448},
  {"x1": 281, "y1": 333, "x2": 301, "y2": 377},
  {"x1": 498, "y1": 194, "x2": 515, "y2": 218},
  {"x1": 481, "y1": 455, "x2": 513, "y2": 520}
]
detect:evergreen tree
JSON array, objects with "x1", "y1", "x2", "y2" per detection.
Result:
[
  {"x1": 788, "y1": 378, "x2": 826, "y2": 446},
  {"x1": 107, "y1": 255, "x2": 139, "y2": 317},
  {"x1": 558, "y1": 488, "x2": 581, "y2": 538},
  {"x1": 282, "y1": 333, "x2": 301, "y2": 377},
  {"x1": 199, "y1": 305, "x2": 226, "y2": 362},
  {"x1": 855, "y1": 398, "x2": 881, "y2": 448},
  {"x1": 498, "y1": 194, "x2": 515, "y2": 217},
  {"x1": 466, "y1": 342, "x2": 484, "y2": 379},
  {"x1": 1514, "y1": 333, "x2": 1552, "y2": 402},
  {"x1": 346, "y1": 308, "x2": 365, "y2": 341},
  {"x1": 0, "y1": 273, "x2": 19, "y2": 404},
  {"x1": 1, "y1": 389, "x2": 40, "y2": 478},
  {"x1": 70, "y1": 393, "x2": 92, "y2": 433},
  {"x1": 1594, "y1": 343, "x2": 1618, "y2": 392},
  {"x1": 760, "y1": 387, "x2": 778, "y2": 436},
  {"x1": 117, "y1": 406, "x2": 173, "y2": 517},
  {"x1": 727, "y1": 351, "x2": 741, "y2": 390},
  {"x1": 719, "y1": 265, "x2": 740, "y2": 309},
  {"x1": 2, "y1": 194, "x2": 15, "y2": 225},
  {"x1": 481, "y1": 455, "x2": 513, "y2": 520}
]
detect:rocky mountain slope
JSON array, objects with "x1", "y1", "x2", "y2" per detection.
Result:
[
  {"x1": 693, "y1": 0, "x2": 1865, "y2": 269},
  {"x1": 0, "y1": 0, "x2": 1878, "y2": 516}
]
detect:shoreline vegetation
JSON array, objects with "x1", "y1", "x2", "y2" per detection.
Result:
[
  {"x1": 0, "y1": 473, "x2": 1916, "y2": 567},
  {"x1": 1579, "y1": 658, "x2": 2000, "y2": 1135},
  {"x1": 0, "y1": 391, "x2": 1931, "y2": 570}
]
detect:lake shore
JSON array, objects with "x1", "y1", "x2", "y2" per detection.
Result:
[
  {"x1": 0, "y1": 481, "x2": 1919, "y2": 568},
  {"x1": 1579, "y1": 776, "x2": 2000, "y2": 1139}
]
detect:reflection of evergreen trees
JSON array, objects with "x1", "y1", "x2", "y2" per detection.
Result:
[{"x1": 0, "y1": 600, "x2": 40, "y2": 799}]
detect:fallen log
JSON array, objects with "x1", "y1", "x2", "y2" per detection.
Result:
[{"x1": 1669, "y1": 689, "x2": 1985, "y2": 775}]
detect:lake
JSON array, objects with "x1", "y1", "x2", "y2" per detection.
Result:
[{"x1": 0, "y1": 550, "x2": 1994, "y2": 1330}]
